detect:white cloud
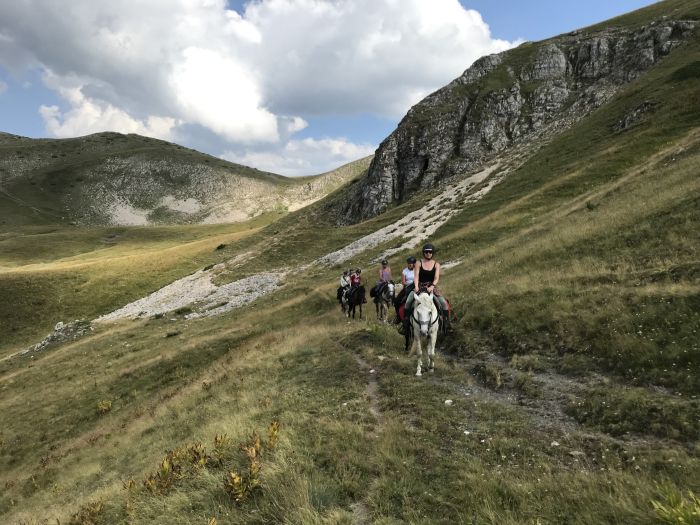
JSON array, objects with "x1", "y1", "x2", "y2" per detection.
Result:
[
  {"x1": 223, "y1": 137, "x2": 375, "y2": 176},
  {"x1": 244, "y1": 0, "x2": 515, "y2": 116},
  {"x1": 171, "y1": 47, "x2": 279, "y2": 143},
  {"x1": 0, "y1": 0, "x2": 516, "y2": 174},
  {"x1": 0, "y1": 80, "x2": 7, "y2": 94},
  {"x1": 39, "y1": 102, "x2": 177, "y2": 140}
]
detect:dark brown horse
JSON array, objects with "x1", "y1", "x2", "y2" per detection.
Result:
[{"x1": 343, "y1": 285, "x2": 366, "y2": 319}]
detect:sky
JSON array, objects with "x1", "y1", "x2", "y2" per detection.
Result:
[{"x1": 0, "y1": 0, "x2": 657, "y2": 176}]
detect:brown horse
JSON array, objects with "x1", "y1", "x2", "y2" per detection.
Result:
[{"x1": 343, "y1": 285, "x2": 366, "y2": 319}]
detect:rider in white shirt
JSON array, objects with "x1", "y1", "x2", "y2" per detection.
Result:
[
  {"x1": 337, "y1": 270, "x2": 351, "y2": 305},
  {"x1": 402, "y1": 257, "x2": 416, "y2": 288}
]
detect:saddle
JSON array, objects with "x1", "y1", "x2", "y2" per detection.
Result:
[{"x1": 370, "y1": 281, "x2": 389, "y2": 299}]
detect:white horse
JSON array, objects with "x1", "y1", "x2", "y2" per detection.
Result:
[
  {"x1": 375, "y1": 282, "x2": 395, "y2": 322},
  {"x1": 410, "y1": 292, "x2": 439, "y2": 376}
]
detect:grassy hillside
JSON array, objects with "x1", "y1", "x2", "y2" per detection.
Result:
[
  {"x1": 0, "y1": 132, "x2": 371, "y2": 227},
  {"x1": 0, "y1": 1, "x2": 699, "y2": 524},
  {"x1": 0, "y1": 215, "x2": 282, "y2": 357}
]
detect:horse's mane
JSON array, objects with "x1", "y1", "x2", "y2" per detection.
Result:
[{"x1": 415, "y1": 292, "x2": 436, "y2": 309}]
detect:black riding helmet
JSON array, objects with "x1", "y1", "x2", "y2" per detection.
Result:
[
  {"x1": 381, "y1": 259, "x2": 388, "y2": 265},
  {"x1": 406, "y1": 256, "x2": 416, "y2": 264},
  {"x1": 422, "y1": 243, "x2": 435, "y2": 253}
]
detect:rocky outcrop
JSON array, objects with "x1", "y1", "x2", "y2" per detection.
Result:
[{"x1": 341, "y1": 18, "x2": 696, "y2": 222}]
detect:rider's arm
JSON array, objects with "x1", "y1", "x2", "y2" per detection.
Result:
[
  {"x1": 414, "y1": 261, "x2": 422, "y2": 288},
  {"x1": 429, "y1": 263, "x2": 440, "y2": 292},
  {"x1": 402, "y1": 271, "x2": 406, "y2": 285}
]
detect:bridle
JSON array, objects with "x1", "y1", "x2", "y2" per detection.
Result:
[{"x1": 411, "y1": 293, "x2": 439, "y2": 332}]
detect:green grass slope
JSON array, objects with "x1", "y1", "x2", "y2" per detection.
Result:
[
  {"x1": 0, "y1": 132, "x2": 371, "y2": 227},
  {"x1": 0, "y1": 1, "x2": 699, "y2": 523}
]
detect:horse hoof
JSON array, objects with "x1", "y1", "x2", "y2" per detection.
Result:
[
  {"x1": 429, "y1": 368, "x2": 434, "y2": 373},
  {"x1": 415, "y1": 371, "x2": 422, "y2": 377}
]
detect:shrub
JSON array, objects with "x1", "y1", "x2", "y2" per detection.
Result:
[
  {"x1": 96, "y1": 400, "x2": 112, "y2": 415},
  {"x1": 68, "y1": 500, "x2": 104, "y2": 525},
  {"x1": 472, "y1": 363, "x2": 504, "y2": 389},
  {"x1": 514, "y1": 372, "x2": 543, "y2": 398},
  {"x1": 510, "y1": 354, "x2": 544, "y2": 372}
]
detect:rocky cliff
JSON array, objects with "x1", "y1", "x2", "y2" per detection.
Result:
[{"x1": 341, "y1": 14, "x2": 696, "y2": 222}]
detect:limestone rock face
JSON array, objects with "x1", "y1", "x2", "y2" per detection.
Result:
[{"x1": 340, "y1": 19, "x2": 695, "y2": 223}]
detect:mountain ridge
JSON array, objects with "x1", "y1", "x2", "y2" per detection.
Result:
[
  {"x1": 0, "y1": 131, "x2": 372, "y2": 227},
  {"x1": 340, "y1": 1, "x2": 697, "y2": 222}
]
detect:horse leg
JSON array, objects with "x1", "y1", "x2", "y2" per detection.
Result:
[
  {"x1": 428, "y1": 329, "x2": 437, "y2": 372},
  {"x1": 415, "y1": 331, "x2": 423, "y2": 377}
]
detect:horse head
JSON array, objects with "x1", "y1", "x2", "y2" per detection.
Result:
[
  {"x1": 385, "y1": 282, "x2": 395, "y2": 298},
  {"x1": 414, "y1": 292, "x2": 437, "y2": 337}
]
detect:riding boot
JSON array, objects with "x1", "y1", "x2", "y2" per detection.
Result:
[{"x1": 399, "y1": 316, "x2": 409, "y2": 335}]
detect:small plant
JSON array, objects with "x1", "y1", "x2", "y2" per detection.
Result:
[
  {"x1": 224, "y1": 470, "x2": 247, "y2": 502},
  {"x1": 96, "y1": 400, "x2": 112, "y2": 415},
  {"x1": 510, "y1": 354, "x2": 544, "y2": 372},
  {"x1": 472, "y1": 363, "x2": 503, "y2": 389},
  {"x1": 68, "y1": 500, "x2": 104, "y2": 525},
  {"x1": 174, "y1": 306, "x2": 192, "y2": 315},
  {"x1": 185, "y1": 442, "x2": 209, "y2": 468},
  {"x1": 514, "y1": 372, "x2": 542, "y2": 398},
  {"x1": 223, "y1": 430, "x2": 269, "y2": 503},
  {"x1": 143, "y1": 451, "x2": 182, "y2": 494},
  {"x1": 267, "y1": 420, "x2": 280, "y2": 450},
  {"x1": 214, "y1": 433, "x2": 231, "y2": 449},
  {"x1": 122, "y1": 478, "x2": 136, "y2": 490},
  {"x1": 651, "y1": 486, "x2": 700, "y2": 524},
  {"x1": 213, "y1": 433, "x2": 232, "y2": 465}
]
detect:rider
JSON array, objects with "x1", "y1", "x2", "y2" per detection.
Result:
[
  {"x1": 337, "y1": 270, "x2": 351, "y2": 304},
  {"x1": 405, "y1": 243, "x2": 448, "y2": 321},
  {"x1": 350, "y1": 268, "x2": 367, "y2": 303},
  {"x1": 402, "y1": 256, "x2": 416, "y2": 289},
  {"x1": 394, "y1": 256, "x2": 416, "y2": 321},
  {"x1": 372, "y1": 259, "x2": 392, "y2": 301}
]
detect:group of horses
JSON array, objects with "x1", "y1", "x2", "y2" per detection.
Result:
[{"x1": 339, "y1": 282, "x2": 443, "y2": 377}]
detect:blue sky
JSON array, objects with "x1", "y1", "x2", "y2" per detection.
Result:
[{"x1": 0, "y1": 0, "x2": 657, "y2": 174}]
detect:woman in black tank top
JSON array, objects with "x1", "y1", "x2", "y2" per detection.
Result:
[
  {"x1": 418, "y1": 262, "x2": 436, "y2": 288},
  {"x1": 416, "y1": 244, "x2": 440, "y2": 293}
]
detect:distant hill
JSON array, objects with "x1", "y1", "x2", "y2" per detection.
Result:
[{"x1": 0, "y1": 131, "x2": 372, "y2": 227}]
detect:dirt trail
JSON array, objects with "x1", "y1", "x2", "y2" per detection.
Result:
[{"x1": 353, "y1": 353, "x2": 384, "y2": 434}]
